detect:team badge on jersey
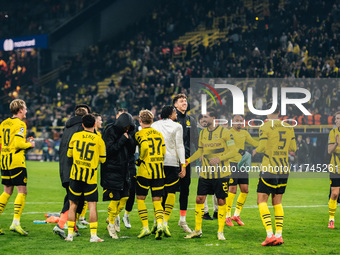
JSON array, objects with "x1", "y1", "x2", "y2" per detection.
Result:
[
  {"x1": 18, "y1": 127, "x2": 25, "y2": 136},
  {"x1": 186, "y1": 120, "x2": 191, "y2": 126}
]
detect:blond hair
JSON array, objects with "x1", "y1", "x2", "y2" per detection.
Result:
[
  {"x1": 10, "y1": 99, "x2": 26, "y2": 115},
  {"x1": 139, "y1": 110, "x2": 154, "y2": 124},
  {"x1": 335, "y1": 111, "x2": 340, "y2": 117}
]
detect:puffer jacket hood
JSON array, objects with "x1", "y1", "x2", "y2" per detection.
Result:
[
  {"x1": 65, "y1": 115, "x2": 82, "y2": 128},
  {"x1": 115, "y1": 113, "x2": 135, "y2": 133}
]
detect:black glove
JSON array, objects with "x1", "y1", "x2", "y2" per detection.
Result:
[
  {"x1": 136, "y1": 158, "x2": 145, "y2": 166},
  {"x1": 238, "y1": 149, "x2": 246, "y2": 156}
]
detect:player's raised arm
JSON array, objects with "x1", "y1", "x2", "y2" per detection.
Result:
[
  {"x1": 254, "y1": 127, "x2": 268, "y2": 154},
  {"x1": 246, "y1": 131, "x2": 259, "y2": 147},
  {"x1": 328, "y1": 129, "x2": 339, "y2": 155},
  {"x1": 288, "y1": 128, "x2": 297, "y2": 152},
  {"x1": 136, "y1": 133, "x2": 148, "y2": 161},
  {"x1": 99, "y1": 137, "x2": 106, "y2": 164},
  {"x1": 161, "y1": 133, "x2": 166, "y2": 157},
  {"x1": 218, "y1": 130, "x2": 239, "y2": 162},
  {"x1": 175, "y1": 125, "x2": 186, "y2": 164},
  {"x1": 186, "y1": 147, "x2": 203, "y2": 165},
  {"x1": 14, "y1": 124, "x2": 32, "y2": 150}
]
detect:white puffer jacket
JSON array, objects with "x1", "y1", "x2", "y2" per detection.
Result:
[{"x1": 152, "y1": 119, "x2": 185, "y2": 167}]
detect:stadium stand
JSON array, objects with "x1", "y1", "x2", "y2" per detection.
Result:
[{"x1": 0, "y1": 0, "x2": 339, "y2": 161}]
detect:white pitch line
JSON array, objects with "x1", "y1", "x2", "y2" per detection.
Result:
[{"x1": 1, "y1": 204, "x2": 329, "y2": 215}]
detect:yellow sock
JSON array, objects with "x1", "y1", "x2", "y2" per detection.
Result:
[
  {"x1": 0, "y1": 192, "x2": 11, "y2": 215},
  {"x1": 68, "y1": 221, "x2": 75, "y2": 236},
  {"x1": 124, "y1": 210, "x2": 130, "y2": 215},
  {"x1": 258, "y1": 202, "x2": 273, "y2": 236},
  {"x1": 13, "y1": 193, "x2": 26, "y2": 223},
  {"x1": 80, "y1": 201, "x2": 88, "y2": 218},
  {"x1": 117, "y1": 197, "x2": 128, "y2": 215},
  {"x1": 225, "y1": 192, "x2": 236, "y2": 218},
  {"x1": 90, "y1": 222, "x2": 98, "y2": 236},
  {"x1": 195, "y1": 203, "x2": 204, "y2": 231},
  {"x1": 218, "y1": 205, "x2": 226, "y2": 233},
  {"x1": 234, "y1": 192, "x2": 248, "y2": 216},
  {"x1": 164, "y1": 193, "x2": 176, "y2": 223},
  {"x1": 137, "y1": 199, "x2": 148, "y2": 228},
  {"x1": 153, "y1": 200, "x2": 163, "y2": 226},
  {"x1": 108, "y1": 200, "x2": 119, "y2": 224},
  {"x1": 329, "y1": 198, "x2": 337, "y2": 221},
  {"x1": 273, "y1": 204, "x2": 284, "y2": 236}
]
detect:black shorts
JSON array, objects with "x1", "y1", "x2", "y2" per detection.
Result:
[
  {"x1": 136, "y1": 176, "x2": 164, "y2": 197},
  {"x1": 69, "y1": 179, "x2": 98, "y2": 202},
  {"x1": 229, "y1": 162, "x2": 249, "y2": 186},
  {"x1": 1, "y1": 168, "x2": 27, "y2": 186},
  {"x1": 257, "y1": 172, "x2": 288, "y2": 194},
  {"x1": 197, "y1": 177, "x2": 229, "y2": 199},
  {"x1": 164, "y1": 166, "x2": 180, "y2": 193},
  {"x1": 103, "y1": 182, "x2": 129, "y2": 201},
  {"x1": 330, "y1": 173, "x2": 340, "y2": 187}
]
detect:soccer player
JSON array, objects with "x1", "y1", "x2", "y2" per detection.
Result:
[
  {"x1": 135, "y1": 110, "x2": 166, "y2": 240},
  {"x1": 173, "y1": 94, "x2": 199, "y2": 233},
  {"x1": 184, "y1": 109, "x2": 240, "y2": 240},
  {"x1": 0, "y1": 99, "x2": 35, "y2": 235},
  {"x1": 328, "y1": 111, "x2": 340, "y2": 229},
  {"x1": 152, "y1": 105, "x2": 186, "y2": 237},
  {"x1": 65, "y1": 114, "x2": 106, "y2": 242},
  {"x1": 101, "y1": 112, "x2": 135, "y2": 239},
  {"x1": 78, "y1": 113, "x2": 103, "y2": 228},
  {"x1": 225, "y1": 115, "x2": 258, "y2": 226},
  {"x1": 252, "y1": 105, "x2": 296, "y2": 246},
  {"x1": 53, "y1": 104, "x2": 90, "y2": 238}
]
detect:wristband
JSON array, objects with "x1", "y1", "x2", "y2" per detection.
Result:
[{"x1": 238, "y1": 149, "x2": 245, "y2": 156}]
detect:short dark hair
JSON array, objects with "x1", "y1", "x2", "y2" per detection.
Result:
[
  {"x1": 117, "y1": 108, "x2": 128, "y2": 113},
  {"x1": 207, "y1": 108, "x2": 218, "y2": 118},
  {"x1": 232, "y1": 115, "x2": 244, "y2": 120},
  {"x1": 82, "y1": 114, "x2": 96, "y2": 128},
  {"x1": 75, "y1": 107, "x2": 88, "y2": 116},
  {"x1": 161, "y1": 105, "x2": 175, "y2": 119},
  {"x1": 75, "y1": 104, "x2": 91, "y2": 113},
  {"x1": 93, "y1": 112, "x2": 101, "y2": 118},
  {"x1": 173, "y1": 93, "x2": 187, "y2": 105}
]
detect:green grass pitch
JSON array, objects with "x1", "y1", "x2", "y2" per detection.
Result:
[{"x1": 0, "y1": 161, "x2": 339, "y2": 254}]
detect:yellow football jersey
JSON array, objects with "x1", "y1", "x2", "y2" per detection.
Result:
[
  {"x1": 67, "y1": 130, "x2": 106, "y2": 184},
  {"x1": 188, "y1": 125, "x2": 238, "y2": 179},
  {"x1": 328, "y1": 128, "x2": 340, "y2": 174},
  {"x1": 256, "y1": 120, "x2": 296, "y2": 174},
  {"x1": 135, "y1": 127, "x2": 165, "y2": 179},
  {"x1": 229, "y1": 128, "x2": 259, "y2": 163},
  {"x1": 0, "y1": 117, "x2": 31, "y2": 170}
]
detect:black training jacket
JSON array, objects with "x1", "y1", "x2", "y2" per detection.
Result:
[
  {"x1": 175, "y1": 108, "x2": 199, "y2": 158},
  {"x1": 101, "y1": 113, "x2": 136, "y2": 190},
  {"x1": 59, "y1": 115, "x2": 84, "y2": 186}
]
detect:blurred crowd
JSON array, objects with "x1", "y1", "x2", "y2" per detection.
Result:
[
  {"x1": 0, "y1": 0, "x2": 96, "y2": 38},
  {"x1": 0, "y1": 0, "x2": 340, "y2": 142}
]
